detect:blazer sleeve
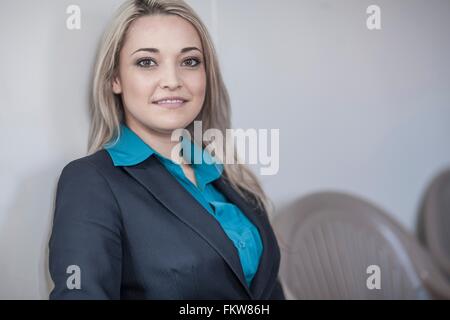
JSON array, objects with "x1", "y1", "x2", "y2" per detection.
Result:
[{"x1": 48, "y1": 159, "x2": 123, "y2": 300}]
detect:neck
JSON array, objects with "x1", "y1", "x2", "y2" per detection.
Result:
[{"x1": 125, "y1": 116, "x2": 184, "y2": 163}]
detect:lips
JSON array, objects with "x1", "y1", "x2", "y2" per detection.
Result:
[
  {"x1": 152, "y1": 97, "x2": 188, "y2": 109},
  {"x1": 152, "y1": 96, "x2": 188, "y2": 104}
]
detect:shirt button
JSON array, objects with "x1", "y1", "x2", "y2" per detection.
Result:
[{"x1": 237, "y1": 240, "x2": 246, "y2": 249}]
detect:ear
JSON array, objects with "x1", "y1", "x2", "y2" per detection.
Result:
[{"x1": 112, "y1": 75, "x2": 122, "y2": 94}]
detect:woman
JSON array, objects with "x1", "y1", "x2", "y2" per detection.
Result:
[{"x1": 49, "y1": 0, "x2": 285, "y2": 300}]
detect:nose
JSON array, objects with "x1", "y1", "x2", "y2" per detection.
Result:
[{"x1": 158, "y1": 64, "x2": 182, "y2": 90}]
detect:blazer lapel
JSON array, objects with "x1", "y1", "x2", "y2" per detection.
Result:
[
  {"x1": 122, "y1": 156, "x2": 253, "y2": 298},
  {"x1": 213, "y1": 177, "x2": 278, "y2": 299}
]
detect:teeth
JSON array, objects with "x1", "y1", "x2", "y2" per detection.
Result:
[{"x1": 157, "y1": 99, "x2": 184, "y2": 104}]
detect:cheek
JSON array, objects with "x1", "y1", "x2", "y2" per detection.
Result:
[
  {"x1": 121, "y1": 72, "x2": 158, "y2": 108},
  {"x1": 186, "y1": 71, "x2": 207, "y2": 100}
]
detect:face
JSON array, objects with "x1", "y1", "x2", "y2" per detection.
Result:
[{"x1": 112, "y1": 14, "x2": 207, "y2": 135}]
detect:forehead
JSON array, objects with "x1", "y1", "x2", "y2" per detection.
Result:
[{"x1": 124, "y1": 14, "x2": 203, "y2": 52}]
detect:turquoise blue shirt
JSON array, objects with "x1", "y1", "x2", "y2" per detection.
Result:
[{"x1": 104, "y1": 124, "x2": 263, "y2": 287}]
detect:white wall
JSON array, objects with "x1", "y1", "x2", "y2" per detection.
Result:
[{"x1": 0, "y1": 0, "x2": 449, "y2": 299}]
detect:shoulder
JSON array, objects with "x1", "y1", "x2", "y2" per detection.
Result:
[
  {"x1": 54, "y1": 149, "x2": 121, "y2": 219},
  {"x1": 60, "y1": 149, "x2": 113, "y2": 174},
  {"x1": 58, "y1": 149, "x2": 116, "y2": 188}
]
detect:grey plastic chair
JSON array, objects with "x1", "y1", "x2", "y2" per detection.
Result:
[
  {"x1": 418, "y1": 168, "x2": 450, "y2": 278},
  {"x1": 272, "y1": 191, "x2": 450, "y2": 299}
]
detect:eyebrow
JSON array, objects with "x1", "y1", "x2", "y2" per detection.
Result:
[{"x1": 131, "y1": 46, "x2": 202, "y2": 56}]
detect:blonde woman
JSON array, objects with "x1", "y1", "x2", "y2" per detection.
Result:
[{"x1": 49, "y1": 0, "x2": 285, "y2": 300}]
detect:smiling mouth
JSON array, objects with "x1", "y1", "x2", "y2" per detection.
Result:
[{"x1": 152, "y1": 99, "x2": 188, "y2": 109}]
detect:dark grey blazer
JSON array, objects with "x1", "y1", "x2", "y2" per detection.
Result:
[{"x1": 48, "y1": 149, "x2": 285, "y2": 300}]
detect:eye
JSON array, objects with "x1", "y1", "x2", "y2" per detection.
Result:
[
  {"x1": 136, "y1": 58, "x2": 156, "y2": 68},
  {"x1": 182, "y1": 57, "x2": 201, "y2": 67}
]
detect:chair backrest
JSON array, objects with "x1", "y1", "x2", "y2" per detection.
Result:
[
  {"x1": 420, "y1": 168, "x2": 450, "y2": 276},
  {"x1": 272, "y1": 191, "x2": 446, "y2": 299}
]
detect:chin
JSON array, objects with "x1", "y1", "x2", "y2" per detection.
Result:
[{"x1": 153, "y1": 119, "x2": 194, "y2": 133}]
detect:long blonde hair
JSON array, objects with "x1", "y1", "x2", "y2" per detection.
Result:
[{"x1": 88, "y1": 0, "x2": 272, "y2": 215}]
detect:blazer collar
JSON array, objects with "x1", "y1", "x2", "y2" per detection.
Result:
[{"x1": 121, "y1": 155, "x2": 278, "y2": 299}]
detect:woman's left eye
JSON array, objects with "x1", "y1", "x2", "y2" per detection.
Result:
[{"x1": 182, "y1": 58, "x2": 201, "y2": 67}]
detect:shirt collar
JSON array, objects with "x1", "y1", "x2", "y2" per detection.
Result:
[
  {"x1": 104, "y1": 123, "x2": 224, "y2": 188},
  {"x1": 104, "y1": 123, "x2": 156, "y2": 167}
]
